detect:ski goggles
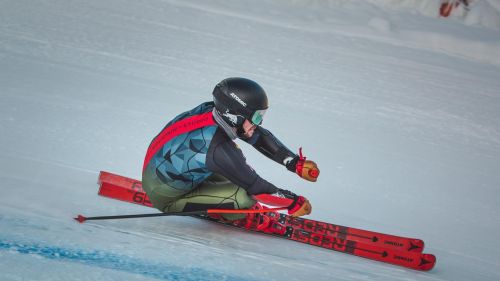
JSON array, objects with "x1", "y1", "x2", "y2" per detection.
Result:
[{"x1": 250, "y1": 109, "x2": 267, "y2": 126}]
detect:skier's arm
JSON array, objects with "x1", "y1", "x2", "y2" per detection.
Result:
[
  {"x1": 206, "y1": 132, "x2": 279, "y2": 195},
  {"x1": 244, "y1": 126, "x2": 297, "y2": 169},
  {"x1": 244, "y1": 126, "x2": 320, "y2": 182},
  {"x1": 207, "y1": 130, "x2": 313, "y2": 216}
]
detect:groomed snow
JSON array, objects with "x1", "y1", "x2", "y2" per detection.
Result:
[{"x1": 1, "y1": 0, "x2": 499, "y2": 280}]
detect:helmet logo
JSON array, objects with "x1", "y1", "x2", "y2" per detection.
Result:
[
  {"x1": 222, "y1": 109, "x2": 239, "y2": 126},
  {"x1": 230, "y1": 93, "x2": 247, "y2": 107}
]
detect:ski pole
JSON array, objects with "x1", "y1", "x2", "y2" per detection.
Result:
[{"x1": 74, "y1": 207, "x2": 287, "y2": 223}]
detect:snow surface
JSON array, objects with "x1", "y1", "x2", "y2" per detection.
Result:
[{"x1": 1, "y1": 0, "x2": 500, "y2": 280}]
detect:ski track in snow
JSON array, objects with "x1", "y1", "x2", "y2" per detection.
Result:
[
  {"x1": 1, "y1": 0, "x2": 500, "y2": 280},
  {"x1": 0, "y1": 240, "x2": 246, "y2": 281}
]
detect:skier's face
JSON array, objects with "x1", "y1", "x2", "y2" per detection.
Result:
[{"x1": 242, "y1": 119, "x2": 257, "y2": 138}]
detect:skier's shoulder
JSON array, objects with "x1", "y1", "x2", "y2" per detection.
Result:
[
  {"x1": 164, "y1": 101, "x2": 215, "y2": 127},
  {"x1": 177, "y1": 101, "x2": 214, "y2": 119},
  {"x1": 211, "y1": 126, "x2": 238, "y2": 149}
]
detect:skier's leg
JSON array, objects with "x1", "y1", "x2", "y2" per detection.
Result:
[
  {"x1": 142, "y1": 166, "x2": 188, "y2": 212},
  {"x1": 163, "y1": 174, "x2": 256, "y2": 220}
]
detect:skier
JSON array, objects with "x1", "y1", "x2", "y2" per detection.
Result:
[{"x1": 141, "y1": 77, "x2": 319, "y2": 231}]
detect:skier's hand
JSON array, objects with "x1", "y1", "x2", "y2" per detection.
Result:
[
  {"x1": 287, "y1": 148, "x2": 319, "y2": 182},
  {"x1": 299, "y1": 159, "x2": 319, "y2": 182},
  {"x1": 288, "y1": 195, "x2": 312, "y2": 217}
]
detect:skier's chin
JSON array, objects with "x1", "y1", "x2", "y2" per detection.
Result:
[{"x1": 242, "y1": 131, "x2": 253, "y2": 138}]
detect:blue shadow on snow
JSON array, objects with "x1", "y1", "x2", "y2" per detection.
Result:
[{"x1": 0, "y1": 238, "x2": 252, "y2": 281}]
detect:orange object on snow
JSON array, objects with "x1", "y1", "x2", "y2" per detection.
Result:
[{"x1": 440, "y1": 0, "x2": 469, "y2": 17}]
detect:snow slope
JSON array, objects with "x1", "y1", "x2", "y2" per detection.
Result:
[{"x1": 1, "y1": 0, "x2": 499, "y2": 280}]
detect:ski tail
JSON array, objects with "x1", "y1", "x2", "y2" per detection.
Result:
[{"x1": 98, "y1": 171, "x2": 153, "y2": 207}]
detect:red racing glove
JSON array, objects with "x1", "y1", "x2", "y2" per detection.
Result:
[
  {"x1": 287, "y1": 195, "x2": 312, "y2": 217},
  {"x1": 254, "y1": 191, "x2": 312, "y2": 217},
  {"x1": 287, "y1": 148, "x2": 319, "y2": 182}
]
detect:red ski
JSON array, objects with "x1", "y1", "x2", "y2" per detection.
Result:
[
  {"x1": 98, "y1": 171, "x2": 424, "y2": 252},
  {"x1": 287, "y1": 227, "x2": 435, "y2": 271},
  {"x1": 96, "y1": 171, "x2": 436, "y2": 271},
  {"x1": 281, "y1": 216, "x2": 424, "y2": 253}
]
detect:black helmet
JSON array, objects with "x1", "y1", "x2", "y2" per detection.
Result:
[{"x1": 212, "y1": 77, "x2": 268, "y2": 128}]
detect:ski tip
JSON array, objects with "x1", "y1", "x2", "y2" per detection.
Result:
[
  {"x1": 409, "y1": 239, "x2": 425, "y2": 252},
  {"x1": 74, "y1": 215, "x2": 87, "y2": 223},
  {"x1": 419, "y1": 253, "x2": 436, "y2": 271}
]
